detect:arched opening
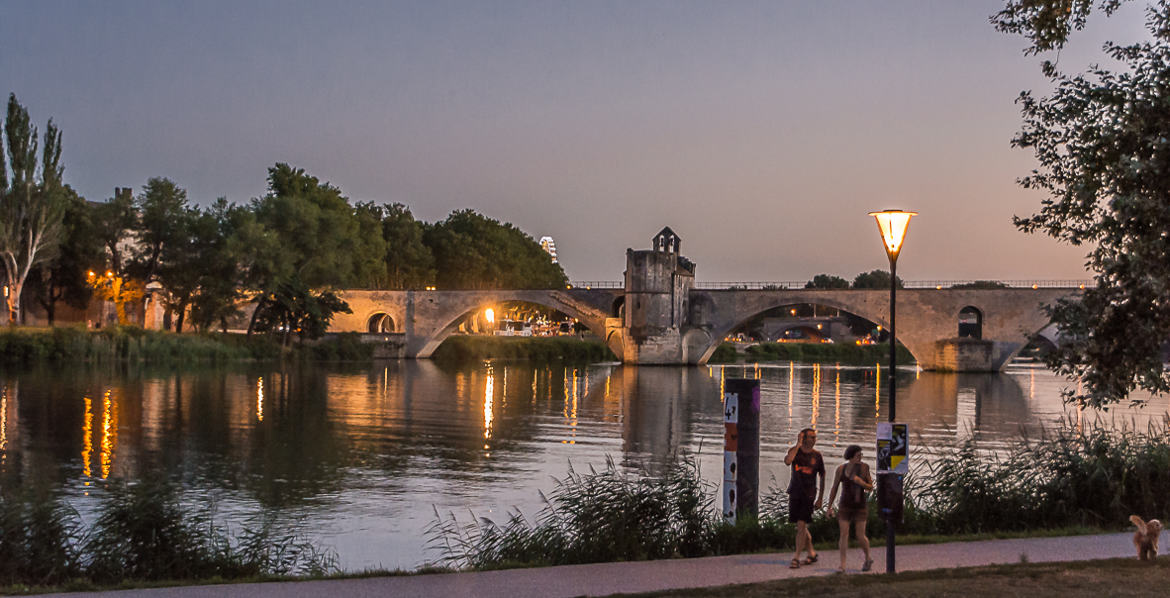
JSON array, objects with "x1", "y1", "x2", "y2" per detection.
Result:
[
  {"x1": 709, "y1": 299, "x2": 917, "y2": 365},
  {"x1": 611, "y1": 296, "x2": 626, "y2": 319},
  {"x1": 414, "y1": 297, "x2": 621, "y2": 361},
  {"x1": 367, "y1": 312, "x2": 396, "y2": 333},
  {"x1": 958, "y1": 306, "x2": 982, "y2": 339}
]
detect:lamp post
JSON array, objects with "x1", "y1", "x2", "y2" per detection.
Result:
[{"x1": 868, "y1": 208, "x2": 915, "y2": 574}]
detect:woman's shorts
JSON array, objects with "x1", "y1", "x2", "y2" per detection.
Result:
[
  {"x1": 836, "y1": 506, "x2": 868, "y2": 523},
  {"x1": 788, "y1": 493, "x2": 815, "y2": 523}
]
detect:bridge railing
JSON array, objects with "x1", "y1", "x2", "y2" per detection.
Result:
[
  {"x1": 570, "y1": 280, "x2": 1091, "y2": 290},
  {"x1": 567, "y1": 281, "x2": 624, "y2": 289}
]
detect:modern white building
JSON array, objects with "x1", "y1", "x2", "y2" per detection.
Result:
[{"x1": 538, "y1": 236, "x2": 558, "y2": 263}]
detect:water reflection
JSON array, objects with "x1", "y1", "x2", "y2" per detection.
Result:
[{"x1": 0, "y1": 361, "x2": 1166, "y2": 572}]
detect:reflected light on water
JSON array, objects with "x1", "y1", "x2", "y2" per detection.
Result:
[
  {"x1": 787, "y1": 361, "x2": 794, "y2": 420},
  {"x1": 100, "y1": 390, "x2": 117, "y2": 479},
  {"x1": 81, "y1": 396, "x2": 93, "y2": 483},
  {"x1": 483, "y1": 364, "x2": 494, "y2": 442},
  {"x1": 834, "y1": 367, "x2": 841, "y2": 444},
  {"x1": 257, "y1": 377, "x2": 265, "y2": 422},
  {"x1": 875, "y1": 363, "x2": 881, "y2": 419},
  {"x1": 810, "y1": 363, "x2": 821, "y2": 428},
  {"x1": 0, "y1": 385, "x2": 7, "y2": 457}
]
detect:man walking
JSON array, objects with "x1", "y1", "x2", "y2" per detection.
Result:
[{"x1": 785, "y1": 427, "x2": 825, "y2": 568}]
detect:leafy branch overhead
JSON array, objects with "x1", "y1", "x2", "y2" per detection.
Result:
[{"x1": 997, "y1": 0, "x2": 1170, "y2": 407}]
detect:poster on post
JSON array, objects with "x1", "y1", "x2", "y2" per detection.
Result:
[{"x1": 876, "y1": 422, "x2": 908, "y2": 474}]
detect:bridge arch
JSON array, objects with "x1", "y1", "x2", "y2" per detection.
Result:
[
  {"x1": 958, "y1": 306, "x2": 982, "y2": 339},
  {"x1": 689, "y1": 290, "x2": 908, "y2": 365},
  {"x1": 367, "y1": 312, "x2": 396, "y2": 333},
  {"x1": 408, "y1": 290, "x2": 622, "y2": 360}
]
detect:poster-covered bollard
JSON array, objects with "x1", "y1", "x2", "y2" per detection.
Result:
[
  {"x1": 876, "y1": 422, "x2": 908, "y2": 572},
  {"x1": 723, "y1": 378, "x2": 760, "y2": 523}
]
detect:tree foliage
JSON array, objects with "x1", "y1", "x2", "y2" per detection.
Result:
[
  {"x1": 805, "y1": 274, "x2": 850, "y2": 289},
  {"x1": 0, "y1": 94, "x2": 67, "y2": 324},
  {"x1": 375, "y1": 202, "x2": 434, "y2": 290},
  {"x1": 851, "y1": 269, "x2": 903, "y2": 289},
  {"x1": 27, "y1": 185, "x2": 102, "y2": 323},
  {"x1": 425, "y1": 209, "x2": 566, "y2": 290},
  {"x1": 950, "y1": 280, "x2": 1011, "y2": 289},
  {"x1": 997, "y1": 0, "x2": 1170, "y2": 406}
]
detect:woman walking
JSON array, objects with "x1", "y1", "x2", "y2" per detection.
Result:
[{"x1": 825, "y1": 445, "x2": 874, "y2": 573}]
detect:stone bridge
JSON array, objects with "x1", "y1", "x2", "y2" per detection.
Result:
[
  {"x1": 330, "y1": 285, "x2": 1072, "y2": 372},
  {"x1": 331, "y1": 289, "x2": 624, "y2": 359},
  {"x1": 328, "y1": 228, "x2": 1079, "y2": 372}
]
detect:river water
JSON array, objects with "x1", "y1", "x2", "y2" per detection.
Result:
[{"x1": 0, "y1": 360, "x2": 1166, "y2": 571}]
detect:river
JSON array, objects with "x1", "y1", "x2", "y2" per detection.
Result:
[{"x1": 0, "y1": 360, "x2": 1165, "y2": 571}]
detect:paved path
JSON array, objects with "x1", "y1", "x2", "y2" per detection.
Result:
[{"x1": 45, "y1": 532, "x2": 1138, "y2": 598}]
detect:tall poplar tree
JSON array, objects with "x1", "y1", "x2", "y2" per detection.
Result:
[{"x1": 0, "y1": 94, "x2": 66, "y2": 324}]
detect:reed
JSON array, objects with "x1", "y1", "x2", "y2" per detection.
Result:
[
  {"x1": 0, "y1": 327, "x2": 373, "y2": 364},
  {"x1": 431, "y1": 335, "x2": 615, "y2": 363},
  {"x1": 431, "y1": 419, "x2": 1170, "y2": 570},
  {"x1": 0, "y1": 478, "x2": 337, "y2": 588}
]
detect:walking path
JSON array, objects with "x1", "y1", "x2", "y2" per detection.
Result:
[{"x1": 45, "y1": 532, "x2": 1137, "y2": 598}]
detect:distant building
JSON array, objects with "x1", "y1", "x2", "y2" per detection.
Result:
[{"x1": 539, "y1": 236, "x2": 558, "y2": 263}]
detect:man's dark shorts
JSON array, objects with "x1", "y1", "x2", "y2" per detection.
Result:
[{"x1": 788, "y1": 492, "x2": 815, "y2": 523}]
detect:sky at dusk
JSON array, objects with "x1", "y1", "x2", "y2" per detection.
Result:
[{"x1": 1, "y1": 1, "x2": 1152, "y2": 282}]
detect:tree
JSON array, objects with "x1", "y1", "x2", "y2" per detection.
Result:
[
  {"x1": 424, "y1": 209, "x2": 567, "y2": 290},
  {"x1": 131, "y1": 177, "x2": 189, "y2": 284},
  {"x1": 26, "y1": 185, "x2": 102, "y2": 324},
  {"x1": 375, "y1": 202, "x2": 434, "y2": 289},
  {"x1": 90, "y1": 188, "x2": 140, "y2": 325},
  {"x1": 250, "y1": 277, "x2": 351, "y2": 346},
  {"x1": 250, "y1": 163, "x2": 386, "y2": 289},
  {"x1": 950, "y1": 280, "x2": 1010, "y2": 289},
  {"x1": 995, "y1": 0, "x2": 1170, "y2": 407},
  {"x1": 805, "y1": 274, "x2": 850, "y2": 289},
  {"x1": 851, "y1": 269, "x2": 903, "y2": 290},
  {"x1": 185, "y1": 199, "x2": 246, "y2": 332},
  {"x1": 244, "y1": 164, "x2": 384, "y2": 333},
  {"x1": 0, "y1": 94, "x2": 66, "y2": 324}
]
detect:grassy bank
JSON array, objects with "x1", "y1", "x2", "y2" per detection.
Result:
[
  {"x1": 0, "y1": 327, "x2": 373, "y2": 365},
  {"x1": 430, "y1": 419, "x2": 1170, "y2": 570},
  {"x1": 0, "y1": 478, "x2": 337, "y2": 590},
  {"x1": 707, "y1": 341, "x2": 914, "y2": 365},
  {"x1": 431, "y1": 335, "x2": 616, "y2": 363}
]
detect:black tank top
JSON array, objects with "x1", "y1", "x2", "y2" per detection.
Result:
[{"x1": 839, "y1": 463, "x2": 867, "y2": 509}]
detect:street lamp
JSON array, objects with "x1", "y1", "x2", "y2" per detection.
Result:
[{"x1": 868, "y1": 208, "x2": 915, "y2": 574}]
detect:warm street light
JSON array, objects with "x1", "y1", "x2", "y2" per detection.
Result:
[{"x1": 868, "y1": 208, "x2": 915, "y2": 575}]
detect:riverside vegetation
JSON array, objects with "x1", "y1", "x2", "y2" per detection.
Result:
[
  {"x1": 0, "y1": 478, "x2": 337, "y2": 590},
  {"x1": 0, "y1": 326, "x2": 374, "y2": 364},
  {"x1": 707, "y1": 341, "x2": 914, "y2": 365},
  {"x1": 430, "y1": 418, "x2": 1170, "y2": 570},
  {"x1": 431, "y1": 335, "x2": 615, "y2": 363}
]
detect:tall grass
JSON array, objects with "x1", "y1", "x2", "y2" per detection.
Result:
[
  {"x1": 0, "y1": 327, "x2": 373, "y2": 365},
  {"x1": 744, "y1": 341, "x2": 914, "y2": 365},
  {"x1": 0, "y1": 478, "x2": 337, "y2": 588},
  {"x1": 429, "y1": 456, "x2": 712, "y2": 569},
  {"x1": 431, "y1": 419, "x2": 1170, "y2": 570},
  {"x1": 911, "y1": 418, "x2": 1170, "y2": 534},
  {"x1": 431, "y1": 335, "x2": 615, "y2": 364}
]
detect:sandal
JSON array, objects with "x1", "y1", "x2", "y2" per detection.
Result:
[
  {"x1": 801, "y1": 554, "x2": 818, "y2": 565},
  {"x1": 862, "y1": 558, "x2": 874, "y2": 572},
  {"x1": 789, "y1": 558, "x2": 801, "y2": 569}
]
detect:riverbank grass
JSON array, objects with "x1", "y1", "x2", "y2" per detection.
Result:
[
  {"x1": 0, "y1": 326, "x2": 373, "y2": 364},
  {"x1": 430, "y1": 419, "x2": 1170, "y2": 570},
  {"x1": 707, "y1": 341, "x2": 914, "y2": 365},
  {"x1": 431, "y1": 335, "x2": 615, "y2": 363}
]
